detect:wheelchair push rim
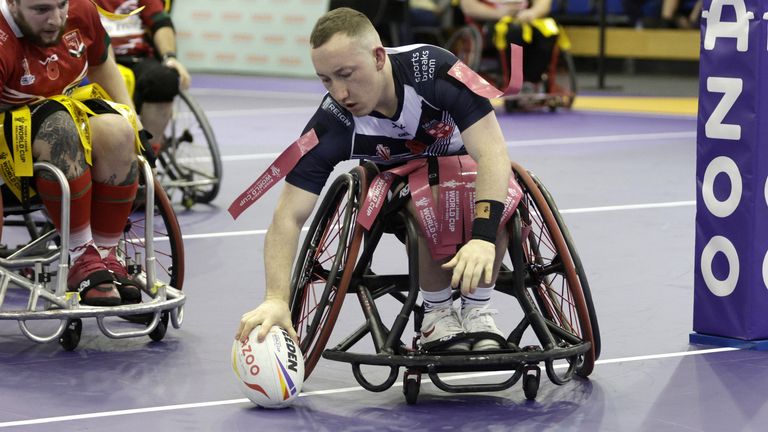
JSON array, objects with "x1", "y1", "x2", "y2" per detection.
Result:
[
  {"x1": 289, "y1": 165, "x2": 369, "y2": 379},
  {"x1": 510, "y1": 162, "x2": 596, "y2": 378}
]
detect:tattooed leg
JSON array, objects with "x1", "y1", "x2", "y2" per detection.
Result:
[
  {"x1": 88, "y1": 114, "x2": 139, "y2": 185},
  {"x1": 32, "y1": 111, "x2": 87, "y2": 181}
]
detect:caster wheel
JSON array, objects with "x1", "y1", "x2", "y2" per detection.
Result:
[
  {"x1": 403, "y1": 372, "x2": 421, "y2": 405},
  {"x1": 149, "y1": 312, "x2": 169, "y2": 342},
  {"x1": 181, "y1": 194, "x2": 195, "y2": 210},
  {"x1": 523, "y1": 372, "x2": 539, "y2": 400},
  {"x1": 59, "y1": 318, "x2": 82, "y2": 351}
]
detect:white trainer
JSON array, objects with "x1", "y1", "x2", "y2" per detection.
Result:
[
  {"x1": 420, "y1": 307, "x2": 470, "y2": 351},
  {"x1": 461, "y1": 306, "x2": 505, "y2": 351}
]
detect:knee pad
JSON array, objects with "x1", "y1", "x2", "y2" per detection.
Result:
[{"x1": 136, "y1": 64, "x2": 180, "y2": 103}]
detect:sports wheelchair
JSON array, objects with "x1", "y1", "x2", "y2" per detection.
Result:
[
  {"x1": 445, "y1": 16, "x2": 577, "y2": 112},
  {"x1": 0, "y1": 157, "x2": 185, "y2": 350},
  {"x1": 289, "y1": 161, "x2": 600, "y2": 404}
]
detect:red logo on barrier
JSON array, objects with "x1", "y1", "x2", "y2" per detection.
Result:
[
  {"x1": 264, "y1": 35, "x2": 286, "y2": 45},
  {"x1": 191, "y1": 10, "x2": 212, "y2": 20},
  {"x1": 232, "y1": 33, "x2": 255, "y2": 43},
  {"x1": 187, "y1": 51, "x2": 206, "y2": 61},
  {"x1": 222, "y1": 12, "x2": 242, "y2": 22},
  {"x1": 278, "y1": 57, "x2": 301, "y2": 66},
  {"x1": 251, "y1": 13, "x2": 273, "y2": 23},
  {"x1": 283, "y1": 15, "x2": 306, "y2": 24},
  {"x1": 247, "y1": 55, "x2": 269, "y2": 64},
  {"x1": 203, "y1": 32, "x2": 223, "y2": 42},
  {"x1": 215, "y1": 53, "x2": 237, "y2": 62}
]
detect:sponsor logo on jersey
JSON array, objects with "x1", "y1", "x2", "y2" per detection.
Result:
[
  {"x1": 422, "y1": 120, "x2": 454, "y2": 139},
  {"x1": 63, "y1": 30, "x2": 86, "y2": 58},
  {"x1": 0, "y1": 29, "x2": 8, "y2": 44},
  {"x1": 20, "y1": 58, "x2": 35, "y2": 86},
  {"x1": 321, "y1": 98, "x2": 352, "y2": 127},
  {"x1": 375, "y1": 144, "x2": 391, "y2": 160},
  {"x1": 405, "y1": 139, "x2": 427, "y2": 155},
  {"x1": 39, "y1": 54, "x2": 60, "y2": 80},
  {"x1": 411, "y1": 50, "x2": 436, "y2": 83}
]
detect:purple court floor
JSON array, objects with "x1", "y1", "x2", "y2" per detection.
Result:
[{"x1": 1, "y1": 74, "x2": 766, "y2": 432}]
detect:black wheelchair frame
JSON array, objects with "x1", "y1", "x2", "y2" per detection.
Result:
[
  {"x1": 289, "y1": 161, "x2": 600, "y2": 404},
  {"x1": 0, "y1": 157, "x2": 186, "y2": 350}
]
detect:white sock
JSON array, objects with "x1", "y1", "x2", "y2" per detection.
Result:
[
  {"x1": 69, "y1": 227, "x2": 94, "y2": 262},
  {"x1": 461, "y1": 286, "x2": 494, "y2": 310},
  {"x1": 93, "y1": 233, "x2": 119, "y2": 259},
  {"x1": 421, "y1": 287, "x2": 453, "y2": 312}
]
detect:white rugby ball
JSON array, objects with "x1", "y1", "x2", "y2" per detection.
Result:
[{"x1": 231, "y1": 325, "x2": 304, "y2": 408}]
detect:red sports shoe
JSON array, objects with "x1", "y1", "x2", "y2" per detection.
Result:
[
  {"x1": 67, "y1": 245, "x2": 120, "y2": 307},
  {"x1": 103, "y1": 247, "x2": 142, "y2": 304}
]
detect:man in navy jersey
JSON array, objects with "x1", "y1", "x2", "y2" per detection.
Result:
[{"x1": 237, "y1": 7, "x2": 515, "y2": 352}]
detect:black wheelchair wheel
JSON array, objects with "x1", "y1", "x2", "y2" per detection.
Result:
[
  {"x1": 511, "y1": 162, "x2": 596, "y2": 379},
  {"x1": 123, "y1": 176, "x2": 185, "y2": 293},
  {"x1": 530, "y1": 173, "x2": 601, "y2": 360},
  {"x1": 445, "y1": 25, "x2": 483, "y2": 71},
  {"x1": 289, "y1": 166, "x2": 368, "y2": 379},
  {"x1": 160, "y1": 90, "x2": 222, "y2": 206}
]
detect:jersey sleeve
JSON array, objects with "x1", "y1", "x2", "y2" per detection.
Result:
[
  {"x1": 83, "y1": 0, "x2": 111, "y2": 65},
  {"x1": 285, "y1": 99, "x2": 354, "y2": 195},
  {"x1": 140, "y1": 0, "x2": 171, "y2": 29},
  {"x1": 434, "y1": 75, "x2": 493, "y2": 132},
  {"x1": 432, "y1": 55, "x2": 494, "y2": 132}
]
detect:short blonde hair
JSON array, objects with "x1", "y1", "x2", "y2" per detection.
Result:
[{"x1": 310, "y1": 7, "x2": 376, "y2": 48}]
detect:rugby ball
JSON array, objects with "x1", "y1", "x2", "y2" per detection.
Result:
[{"x1": 231, "y1": 325, "x2": 304, "y2": 408}]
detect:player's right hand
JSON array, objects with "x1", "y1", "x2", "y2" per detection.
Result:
[{"x1": 236, "y1": 298, "x2": 298, "y2": 344}]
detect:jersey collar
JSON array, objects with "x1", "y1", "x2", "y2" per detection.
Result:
[{"x1": 0, "y1": 1, "x2": 24, "y2": 38}]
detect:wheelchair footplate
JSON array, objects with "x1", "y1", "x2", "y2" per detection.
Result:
[{"x1": 322, "y1": 339, "x2": 591, "y2": 403}]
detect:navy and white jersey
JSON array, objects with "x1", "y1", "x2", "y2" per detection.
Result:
[{"x1": 285, "y1": 44, "x2": 494, "y2": 195}]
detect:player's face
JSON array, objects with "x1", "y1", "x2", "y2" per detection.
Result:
[
  {"x1": 9, "y1": 0, "x2": 69, "y2": 47},
  {"x1": 312, "y1": 33, "x2": 383, "y2": 117}
]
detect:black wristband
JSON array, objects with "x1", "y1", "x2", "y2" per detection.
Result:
[
  {"x1": 471, "y1": 199, "x2": 504, "y2": 244},
  {"x1": 162, "y1": 52, "x2": 177, "y2": 62},
  {"x1": 138, "y1": 129, "x2": 157, "y2": 168}
]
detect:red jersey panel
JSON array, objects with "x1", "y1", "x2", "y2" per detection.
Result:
[
  {"x1": 0, "y1": 0, "x2": 109, "y2": 111},
  {"x1": 95, "y1": 0, "x2": 166, "y2": 57}
]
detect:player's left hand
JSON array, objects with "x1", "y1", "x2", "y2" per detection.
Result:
[
  {"x1": 164, "y1": 57, "x2": 191, "y2": 90},
  {"x1": 441, "y1": 239, "x2": 496, "y2": 295},
  {"x1": 514, "y1": 9, "x2": 538, "y2": 23}
]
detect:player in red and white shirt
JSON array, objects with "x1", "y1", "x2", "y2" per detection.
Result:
[
  {"x1": 94, "y1": 0, "x2": 190, "y2": 153},
  {"x1": 0, "y1": 0, "x2": 144, "y2": 306}
]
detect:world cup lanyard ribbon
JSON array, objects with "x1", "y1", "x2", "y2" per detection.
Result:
[
  {"x1": 228, "y1": 129, "x2": 320, "y2": 219},
  {"x1": 448, "y1": 43, "x2": 523, "y2": 98},
  {"x1": 357, "y1": 157, "x2": 467, "y2": 259}
]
